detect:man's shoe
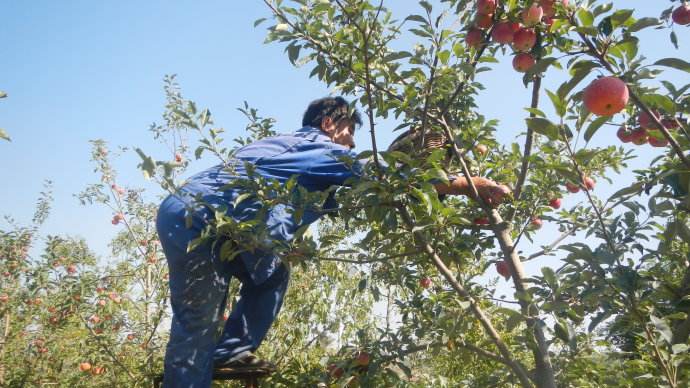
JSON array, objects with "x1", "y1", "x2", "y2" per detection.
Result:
[{"x1": 214, "y1": 352, "x2": 276, "y2": 374}]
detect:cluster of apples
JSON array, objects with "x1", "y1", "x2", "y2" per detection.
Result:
[
  {"x1": 466, "y1": 0, "x2": 570, "y2": 73},
  {"x1": 617, "y1": 110, "x2": 683, "y2": 148}
]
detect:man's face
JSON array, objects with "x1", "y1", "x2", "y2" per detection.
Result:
[{"x1": 321, "y1": 117, "x2": 355, "y2": 149}]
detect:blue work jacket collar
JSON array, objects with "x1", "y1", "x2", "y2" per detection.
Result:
[{"x1": 295, "y1": 126, "x2": 332, "y2": 143}]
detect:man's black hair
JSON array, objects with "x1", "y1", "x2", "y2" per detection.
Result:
[{"x1": 302, "y1": 96, "x2": 363, "y2": 130}]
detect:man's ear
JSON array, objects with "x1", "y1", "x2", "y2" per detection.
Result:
[{"x1": 321, "y1": 116, "x2": 334, "y2": 133}]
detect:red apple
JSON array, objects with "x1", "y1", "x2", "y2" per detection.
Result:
[
  {"x1": 79, "y1": 362, "x2": 92, "y2": 372},
  {"x1": 108, "y1": 292, "x2": 122, "y2": 304},
  {"x1": 97, "y1": 299, "x2": 106, "y2": 307},
  {"x1": 466, "y1": 28, "x2": 484, "y2": 48},
  {"x1": 89, "y1": 314, "x2": 101, "y2": 324},
  {"x1": 541, "y1": 0, "x2": 555, "y2": 17},
  {"x1": 328, "y1": 364, "x2": 344, "y2": 379},
  {"x1": 522, "y1": 4, "x2": 544, "y2": 26},
  {"x1": 111, "y1": 213, "x2": 125, "y2": 225},
  {"x1": 648, "y1": 136, "x2": 669, "y2": 147},
  {"x1": 617, "y1": 126, "x2": 634, "y2": 143},
  {"x1": 91, "y1": 366, "x2": 105, "y2": 375},
  {"x1": 0, "y1": 294, "x2": 8, "y2": 303},
  {"x1": 583, "y1": 176, "x2": 595, "y2": 191},
  {"x1": 175, "y1": 153, "x2": 183, "y2": 163},
  {"x1": 630, "y1": 128, "x2": 648, "y2": 145},
  {"x1": 540, "y1": 0, "x2": 568, "y2": 17},
  {"x1": 583, "y1": 77, "x2": 629, "y2": 116},
  {"x1": 672, "y1": 4, "x2": 690, "y2": 25},
  {"x1": 549, "y1": 198, "x2": 562, "y2": 209},
  {"x1": 513, "y1": 53, "x2": 536, "y2": 72},
  {"x1": 530, "y1": 217, "x2": 543, "y2": 229},
  {"x1": 355, "y1": 351, "x2": 370, "y2": 366},
  {"x1": 477, "y1": 0, "x2": 497, "y2": 15},
  {"x1": 491, "y1": 21, "x2": 519, "y2": 44},
  {"x1": 474, "y1": 144, "x2": 488, "y2": 156},
  {"x1": 67, "y1": 264, "x2": 77, "y2": 274},
  {"x1": 127, "y1": 333, "x2": 136, "y2": 341},
  {"x1": 512, "y1": 27, "x2": 537, "y2": 52},
  {"x1": 565, "y1": 182, "x2": 580, "y2": 193},
  {"x1": 111, "y1": 184, "x2": 125, "y2": 196},
  {"x1": 475, "y1": 13, "x2": 494, "y2": 29},
  {"x1": 638, "y1": 110, "x2": 660, "y2": 129},
  {"x1": 420, "y1": 277, "x2": 432, "y2": 289},
  {"x1": 496, "y1": 261, "x2": 510, "y2": 279},
  {"x1": 661, "y1": 118, "x2": 679, "y2": 130}
]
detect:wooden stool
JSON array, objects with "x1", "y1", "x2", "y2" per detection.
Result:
[{"x1": 153, "y1": 369, "x2": 273, "y2": 388}]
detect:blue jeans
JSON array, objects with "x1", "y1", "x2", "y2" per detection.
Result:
[{"x1": 156, "y1": 195, "x2": 290, "y2": 388}]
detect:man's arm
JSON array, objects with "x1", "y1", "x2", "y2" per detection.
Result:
[{"x1": 434, "y1": 176, "x2": 511, "y2": 207}]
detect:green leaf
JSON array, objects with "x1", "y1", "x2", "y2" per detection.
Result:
[
  {"x1": 653, "y1": 58, "x2": 690, "y2": 74},
  {"x1": 609, "y1": 182, "x2": 644, "y2": 200},
  {"x1": 525, "y1": 57, "x2": 557, "y2": 79},
  {"x1": 287, "y1": 44, "x2": 301, "y2": 65},
  {"x1": 526, "y1": 117, "x2": 560, "y2": 141},
  {"x1": 554, "y1": 319, "x2": 570, "y2": 343},
  {"x1": 253, "y1": 18, "x2": 267, "y2": 27},
  {"x1": 640, "y1": 93, "x2": 677, "y2": 114},
  {"x1": 0, "y1": 128, "x2": 9, "y2": 142},
  {"x1": 135, "y1": 148, "x2": 156, "y2": 179},
  {"x1": 405, "y1": 14, "x2": 427, "y2": 24},
  {"x1": 438, "y1": 50, "x2": 450, "y2": 65},
  {"x1": 541, "y1": 267, "x2": 558, "y2": 289},
  {"x1": 584, "y1": 116, "x2": 609, "y2": 142},
  {"x1": 577, "y1": 8, "x2": 594, "y2": 27},
  {"x1": 649, "y1": 315, "x2": 672, "y2": 344},
  {"x1": 670, "y1": 31, "x2": 678, "y2": 50},
  {"x1": 559, "y1": 61, "x2": 598, "y2": 98},
  {"x1": 598, "y1": 16, "x2": 613, "y2": 36},
  {"x1": 610, "y1": 9, "x2": 634, "y2": 28},
  {"x1": 628, "y1": 17, "x2": 660, "y2": 32}
]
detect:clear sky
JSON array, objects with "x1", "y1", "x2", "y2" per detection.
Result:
[{"x1": 1, "y1": 1, "x2": 688, "y2": 272}]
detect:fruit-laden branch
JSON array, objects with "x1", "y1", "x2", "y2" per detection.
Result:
[
  {"x1": 333, "y1": 0, "x2": 383, "y2": 173},
  {"x1": 559, "y1": 134, "x2": 618, "y2": 253},
  {"x1": 79, "y1": 316, "x2": 136, "y2": 380},
  {"x1": 262, "y1": 0, "x2": 473, "y2": 142},
  {"x1": 435, "y1": 116, "x2": 556, "y2": 388},
  {"x1": 568, "y1": 17, "x2": 690, "y2": 170},
  {"x1": 398, "y1": 206, "x2": 534, "y2": 388}
]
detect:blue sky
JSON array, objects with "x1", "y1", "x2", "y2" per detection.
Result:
[{"x1": 1, "y1": 1, "x2": 688, "y2": 267}]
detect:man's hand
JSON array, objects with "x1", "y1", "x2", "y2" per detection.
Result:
[{"x1": 435, "y1": 176, "x2": 511, "y2": 207}]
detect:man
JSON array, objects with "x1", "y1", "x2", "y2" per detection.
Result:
[{"x1": 155, "y1": 96, "x2": 504, "y2": 387}]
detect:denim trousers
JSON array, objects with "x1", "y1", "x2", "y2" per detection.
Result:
[{"x1": 156, "y1": 195, "x2": 290, "y2": 388}]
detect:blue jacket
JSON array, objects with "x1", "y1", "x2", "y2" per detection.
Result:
[{"x1": 171, "y1": 126, "x2": 362, "y2": 284}]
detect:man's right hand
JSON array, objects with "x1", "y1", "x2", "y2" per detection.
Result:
[
  {"x1": 435, "y1": 176, "x2": 511, "y2": 207},
  {"x1": 470, "y1": 177, "x2": 512, "y2": 207}
]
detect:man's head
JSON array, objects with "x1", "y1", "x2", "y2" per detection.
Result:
[{"x1": 302, "y1": 97, "x2": 362, "y2": 149}]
